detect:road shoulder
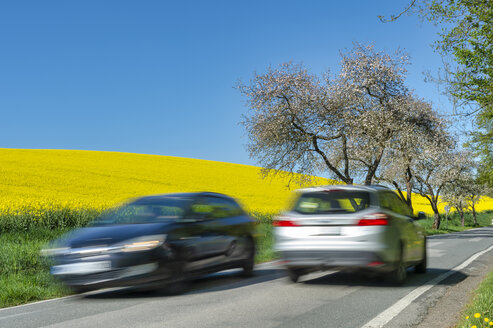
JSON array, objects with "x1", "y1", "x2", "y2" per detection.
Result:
[{"x1": 414, "y1": 251, "x2": 493, "y2": 328}]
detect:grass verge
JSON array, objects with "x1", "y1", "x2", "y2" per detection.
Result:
[
  {"x1": 417, "y1": 210, "x2": 493, "y2": 235},
  {"x1": 252, "y1": 212, "x2": 277, "y2": 263},
  {"x1": 0, "y1": 229, "x2": 71, "y2": 308},
  {"x1": 455, "y1": 269, "x2": 493, "y2": 328}
]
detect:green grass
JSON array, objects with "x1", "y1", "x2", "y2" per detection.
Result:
[
  {"x1": 417, "y1": 210, "x2": 493, "y2": 235},
  {"x1": 0, "y1": 206, "x2": 102, "y2": 233},
  {"x1": 0, "y1": 228, "x2": 71, "y2": 308},
  {"x1": 252, "y1": 212, "x2": 277, "y2": 263},
  {"x1": 455, "y1": 269, "x2": 493, "y2": 328}
]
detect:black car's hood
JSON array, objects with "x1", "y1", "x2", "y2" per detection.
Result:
[{"x1": 59, "y1": 222, "x2": 174, "y2": 249}]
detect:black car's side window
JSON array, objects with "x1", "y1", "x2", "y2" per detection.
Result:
[
  {"x1": 205, "y1": 196, "x2": 245, "y2": 218},
  {"x1": 221, "y1": 198, "x2": 245, "y2": 217},
  {"x1": 190, "y1": 196, "x2": 244, "y2": 220},
  {"x1": 189, "y1": 198, "x2": 214, "y2": 219},
  {"x1": 206, "y1": 197, "x2": 230, "y2": 219}
]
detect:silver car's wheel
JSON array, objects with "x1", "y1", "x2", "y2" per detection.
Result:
[
  {"x1": 287, "y1": 268, "x2": 302, "y2": 283},
  {"x1": 415, "y1": 238, "x2": 427, "y2": 274},
  {"x1": 387, "y1": 246, "x2": 406, "y2": 285}
]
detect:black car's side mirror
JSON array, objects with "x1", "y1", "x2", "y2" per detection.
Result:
[{"x1": 416, "y1": 211, "x2": 426, "y2": 220}]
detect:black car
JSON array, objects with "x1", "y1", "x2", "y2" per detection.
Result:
[{"x1": 42, "y1": 192, "x2": 256, "y2": 293}]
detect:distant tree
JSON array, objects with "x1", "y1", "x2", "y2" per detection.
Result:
[
  {"x1": 412, "y1": 149, "x2": 474, "y2": 229},
  {"x1": 443, "y1": 176, "x2": 486, "y2": 226},
  {"x1": 375, "y1": 96, "x2": 449, "y2": 212},
  {"x1": 238, "y1": 44, "x2": 443, "y2": 186},
  {"x1": 464, "y1": 179, "x2": 486, "y2": 225},
  {"x1": 442, "y1": 179, "x2": 470, "y2": 226}
]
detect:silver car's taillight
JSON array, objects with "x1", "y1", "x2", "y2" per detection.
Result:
[
  {"x1": 272, "y1": 216, "x2": 299, "y2": 227},
  {"x1": 357, "y1": 213, "x2": 390, "y2": 226}
]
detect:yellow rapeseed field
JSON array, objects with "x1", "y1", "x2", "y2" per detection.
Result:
[{"x1": 0, "y1": 148, "x2": 492, "y2": 215}]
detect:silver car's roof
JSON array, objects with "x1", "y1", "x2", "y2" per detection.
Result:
[{"x1": 295, "y1": 184, "x2": 389, "y2": 193}]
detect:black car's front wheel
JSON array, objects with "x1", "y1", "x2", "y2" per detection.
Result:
[
  {"x1": 71, "y1": 286, "x2": 91, "y2": 294},
  {"x1": 240, "y1": 238, "x2": 255, "y2": 277},
  {"x1": 162, "y1": 261, "x2": 189, "y2": 295}
]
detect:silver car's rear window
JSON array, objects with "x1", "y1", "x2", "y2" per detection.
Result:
[{"x1": 293, "y1": 191, "x2": 370, "y2": 214}]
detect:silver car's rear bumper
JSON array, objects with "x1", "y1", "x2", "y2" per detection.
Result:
[{"x1": 279, "y1": 249, "x2": 393, "y2": 270}]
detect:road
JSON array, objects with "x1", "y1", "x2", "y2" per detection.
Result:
[{"x1": 1, "y1": 227, "x2": 493, "y2": 328}]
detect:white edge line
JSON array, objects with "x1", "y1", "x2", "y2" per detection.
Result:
[
  {"x1": 0, "y1": 295, "x2": 78, "y2": 313},
  {"x1": 361, "y1": 244, "x2": 493, "y2": 328}
]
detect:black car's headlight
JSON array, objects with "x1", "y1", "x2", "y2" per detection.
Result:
[
  {"x1": 40, "y1": 247, "x2": 70, "y2": 257},
  {"x1": 112, "y1": 234, "x2": 167, "y2": 253}
]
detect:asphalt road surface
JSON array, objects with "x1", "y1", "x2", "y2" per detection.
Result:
[{"x1": 1, "y1": 227, "x2": 493, "y2": 328}]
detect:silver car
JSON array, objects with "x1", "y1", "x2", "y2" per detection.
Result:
[{"x1": 273, "y1": 185, "x2": 427, "y2": 284}]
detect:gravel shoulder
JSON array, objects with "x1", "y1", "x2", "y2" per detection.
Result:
[{"x1": 414, "y1": 250, "x2": 493, "y2": 328}]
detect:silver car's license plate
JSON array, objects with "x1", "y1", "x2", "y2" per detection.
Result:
[{"x1": 51, "y1": 261, "x2": 111, "y2": 275}]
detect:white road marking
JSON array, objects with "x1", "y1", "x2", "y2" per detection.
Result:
[
  {"x1": 0, "y1": 309, "x2": 45, "y2": 320},
  {"x1": 0, "y1": 295, "x2": 77, "y2": 313},
  {"x1": 427, "y1": 241, "x2": 443, "y2": 247},
  {"x1": 469, "y1": 238, "x2": 483, "y2": 242},
  {"x1": 428, "y1": 249, "x2": 446, "y2": 257},
  {"x1": 361, "y1": 244, "x2": 493, "y2": 328}
]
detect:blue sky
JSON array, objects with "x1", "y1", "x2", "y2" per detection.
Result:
[{"x1": 1, "y1": 0, "x2": 453, "y2": 166}]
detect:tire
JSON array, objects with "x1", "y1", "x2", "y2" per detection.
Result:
[
  {"x1": 415, "y1": 238, "x2": 427, "y2": 274},
  {"x1": 387, "y1": 244, "x2": 406, "y2": 285},
  {"x1": 240, "y1": 238, "x2": 255, "y2": 277},
  {"x1": 72, "y1": 286, "x2": 91, "y2": 294},
  {"x1": 287, "y1": 268, "x2": 302, "y2": 283},
  {"x1": 163, "y1": 278, "x2": 188, "y2": 295},
  {"x1": 162, "y1": 261, "x2": 189, "y2": 295},
  {"x1": 131, "y1": 285, "x2": 159, "y2": 294}
]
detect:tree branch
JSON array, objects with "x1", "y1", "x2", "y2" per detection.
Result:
[
  {"x1": 312, "y1": 136, "x2": 352, "y2": 184},
  {"x1": 378, "y1": 0, "x2": 417, "y2": 23}
]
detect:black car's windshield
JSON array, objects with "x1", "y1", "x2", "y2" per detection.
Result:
[
  {"x1": 293, "y1": 191, "x2": 370, "y2": 214},
  {"x1": 93, "y1": 198, "x2": 190, "y2": 225}
]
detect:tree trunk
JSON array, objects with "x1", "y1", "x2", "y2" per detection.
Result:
[
  {"x1": 405, "y1": 185, "x2": 413, "y2": 214},
  {"x1": 405, "y1": 166, "x2": 413, "y2": 213},
  {"x1": 431, "y1": 203, "x2": 441, "y2": 229},
  {"x1": 472, "y1": 204, "x2": 478, "y2": 225},
  {"x1": 312, "y1": 135, "x2": 353, "y2": 185},
  {"x1": 460, "y1": 209, "x2": 464, "y2": 227},
  {"x1": 364, "y1": 147, "x2": 384, "y2": 185}
]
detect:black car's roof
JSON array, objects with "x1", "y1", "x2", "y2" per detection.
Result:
[{"x1": 131, "y1": 192, "x2": 233, "y2": 203}]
